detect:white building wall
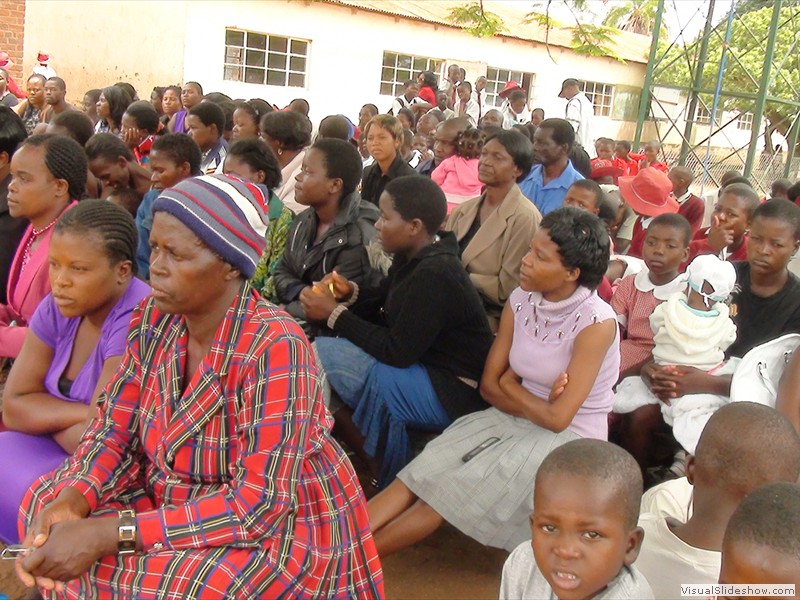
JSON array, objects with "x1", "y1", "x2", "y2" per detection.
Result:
[{"x1": 183, "y1": 0, "x2": 647, "y2": 139}]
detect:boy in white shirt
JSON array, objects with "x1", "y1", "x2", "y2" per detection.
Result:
[
  {"x1": 635, "y1": 402, "x2": 800, "y2": 599},
  {"x1": 500, "y1": 439, "x2": 653, "y2": 600}
]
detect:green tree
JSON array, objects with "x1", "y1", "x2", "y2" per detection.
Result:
[
  {"x1": 603, "y1": 0, "x2": 664, "y2": 35},
  {"x1": 448, "y1": 0, "x2": 638, "y2": 61},
  {"x1": 656, "y1": 4, "x2": 800, "y2": 148}
]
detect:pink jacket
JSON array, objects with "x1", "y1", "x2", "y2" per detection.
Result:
[
  {"x1": 0, "y1": 202, "x2": 76, "y2": 358},
  {"x1": 431, "y1": 156, "x2": 483, "y2": 197}
]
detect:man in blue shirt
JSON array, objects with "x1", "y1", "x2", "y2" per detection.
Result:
[{"x1": 519, "y1": 118, "x2": 584, "y2": 215}]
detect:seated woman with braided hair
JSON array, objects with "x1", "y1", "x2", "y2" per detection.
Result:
[
  {"x1": 1, "y1": 134, "x2": 86, "y2": 361},
  {"x1": 15, "y1": 175, "x2": 383, "y2": 599},
  {"x1": 0, "y1": 201, "x2": 149, "y2": 544}
]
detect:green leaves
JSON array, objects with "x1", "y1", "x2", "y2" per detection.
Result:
[{"x1": 448, "y1": 2, "x2": 506, "y2": 38}]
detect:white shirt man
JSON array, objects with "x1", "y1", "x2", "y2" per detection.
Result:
[{"x1": 559, "y1": 78, "x2": 596, "y2": 157}]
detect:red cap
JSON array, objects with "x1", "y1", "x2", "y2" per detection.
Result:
[
  {"x1": 590, "y1": 159, "x2": 624, "y2": 183},
  {"x1": 498, "y1": 80, "x2": 524, "y2": 99},
  {"x1": 618, "y1": 167, "x2": 678, "y2": 217},
  {"x1": 0, "y1": 51, "x2": 12, "y2": 69},
  {"x1": 37, "y1": 52, "x2": 50, "y2": 63}
]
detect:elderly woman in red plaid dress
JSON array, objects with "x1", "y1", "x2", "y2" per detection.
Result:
[{"x1": 15, "y1": 174, "x2": 384, "y2": 599}]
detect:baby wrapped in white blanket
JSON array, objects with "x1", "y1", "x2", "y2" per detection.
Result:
[{"x1": 614, "y1": 255, "x2": 737, "y2": 453}]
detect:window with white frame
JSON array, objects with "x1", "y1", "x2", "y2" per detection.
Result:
[
  {"x1": 736, "y1": 112, "x2": 753, "y2": 131},
  {"x1": 484, "y1": 68, "x2": 536, "y2": 107},
  {"x1": 579, "y1": 81, "x2": 614, "y2": 117},
  {"x1": 380, "y1": 52, "x2": 443, "y2": 97},
  {"x1": 224, "y1": 28, "x2": 308, "y2": 88},
  {"x1": 694, "y1": 104, "x2": 712, "y2": 125}
]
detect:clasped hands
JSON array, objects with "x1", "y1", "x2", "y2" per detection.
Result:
[
  {"x1": 299, "y1": 271, "x2": 354, "y2": 322},
  {"x1": 641, "y1": 363, "x2": 707, "y2": 405},
  {"x1": 15, "y1": 491, "x2": 110, "y2": 592}
]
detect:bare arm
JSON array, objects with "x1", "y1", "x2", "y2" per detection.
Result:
[
  {"x1": 499, "y1": 319, "x2": 617, "y2": 432},
  {"x1": 51, "y1": 356, "x2": 124, "y2": 453},
  {"x1": 2, "y1": 333, "x2": 87, "y2": 434},
  {"x1": 12, "y1": 99, "x2": 28, "y2": 117},
  {"x1": 479, "y1": 302, "x2": 524, "y2": 416}
]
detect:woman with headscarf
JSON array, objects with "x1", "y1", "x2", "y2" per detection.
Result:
[{"x1": 15, "y1": 174, "x2": 384, "y2": 599}]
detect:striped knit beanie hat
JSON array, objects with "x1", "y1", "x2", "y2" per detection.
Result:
[{"x1": 152, "y1": 174, "x2": 268, "y2": 278}]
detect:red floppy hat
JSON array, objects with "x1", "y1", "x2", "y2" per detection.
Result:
[{"x1": 618, "y1": 167, "x2": 678, "y2": 217}]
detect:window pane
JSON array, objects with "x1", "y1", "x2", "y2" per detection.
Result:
[
  {"x1": 248, "y1": 32, "x2": 267, "y2": 50},
  {"x1": 397, "y1": 69, "x2": 411, "y2": 82},
  {"x1": 381, "y1": 66, "x2": 394, "y2": 81},
  {"x1": 225, "y1": 47, "x2": 243, "y2": 64},
  {"x1": 246, "y1": 50, "x2": 266, "y2": 68},
  {"x1": 224, "y1": 65, "x2": 242, "y2": 82},
  {"x1": 226, "y1": 29, "x2": 244, "y2": 46},
  {"x1": 289, "y1": 56, "x2": 306, "y2": 72},
  {"x1": 398, "y1": 54, "x2": 412, "y2": 69},
  {"x1": 245, "y1": 67, "x2": 264, "y2": 84},
  {"x1": 383, "y1": 52, "x2": 397, "y2": 67},
  {"x1": 380, "y1": 82, "x2": 394, "y2": 95},
  {"x1": 413, "y1": 57, "x2": 427, "y2": 72},
  {"x1": 288, "y1": 73, "x2": 305, "y2": 87},
  {"x1": 290, "y1": 39, "x2": 307, "y2": 55},
  {"x1": 267, "y1": 53, "x2": 286, "y2": 69},
  {"x1": 268, "y1": 36, "x2": 287, "y2": 53},
  {"x1": 267, "y1": 69, "x2": 285, "y2": 86}
]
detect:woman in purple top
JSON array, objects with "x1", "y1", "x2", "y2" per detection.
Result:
[
  {"x1": 0, "y1": 200, "x2": 149, "y2": 543},
  {"x1": 368, "y1": 207, "x2": 620, "y2": 556}
]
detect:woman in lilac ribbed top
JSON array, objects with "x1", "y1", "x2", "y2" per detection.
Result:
[
  {"x1": 0, "y1": 200, "x2": 148, "y2": 543},
  {"x1": 369, "y1": 207, "x2": 620, "y2": 555}
]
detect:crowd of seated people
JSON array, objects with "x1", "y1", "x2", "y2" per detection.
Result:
[{"x1": 1, "y1": 66, "x2": 800, "y2": 599}]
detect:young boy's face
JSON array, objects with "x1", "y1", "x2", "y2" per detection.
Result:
[
  {"x1": 511, "y1": 98, "x2": 527, "y2": 114},
  {"x1": 597, "y1": 142, "x2": 614, "y2": 161},
  {"x1": 718, "y1": 539, "x2": 800, "y2": 598},
  {"x1": 713, "y1": 193, "x2": 751, "y2": 241},
  {"x1": 644, "y1": 144, "x2": 659, "y2": 162},
  {"x1": 457, "y1": 85, "x2": 471, "y2": 103},
  {"x1": 412, "y1": 135, "x2": 429, "y2": 154},
  {"x1": 614, "y1": 143, "x2": 629, "y2": 160},
  {"x1": 643, "y1": 223, "x2": 689, "y2": 279},
  {"x1": 563, "y1": 185, "x2": 599, "y2": 215},
  {"x1": 747, "y1": 216, "x2": 800, "y2": 278},
  {"x1": 186, "y1": 115, "x2": 217, "y2": 152},
  {"x1": 531, "y1": 473, "x2": 643, "y2": 600}
]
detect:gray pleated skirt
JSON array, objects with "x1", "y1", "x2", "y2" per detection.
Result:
[{"x1": 398, "y1": 407, "x2": 579, "y2": 552}]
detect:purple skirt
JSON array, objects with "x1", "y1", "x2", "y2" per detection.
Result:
[{"x1": 0, "y1": 431, "x2": 69, "y2": 542}]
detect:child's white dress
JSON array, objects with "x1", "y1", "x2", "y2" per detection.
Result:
[{"x1": 614, "y1": 292, "x2": 737, "y2": 453}]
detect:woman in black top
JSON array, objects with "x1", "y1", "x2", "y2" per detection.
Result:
[{"x1": 301, "y1": 175, "x2": 493, "y2": 488}]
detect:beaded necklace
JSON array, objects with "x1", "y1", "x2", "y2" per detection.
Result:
[{"x1": 20, "y1": 214, "x2": 60, "y2": 269}]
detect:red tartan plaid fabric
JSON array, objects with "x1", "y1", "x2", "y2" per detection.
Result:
[{"x1": 20, "y1": 284, "x2": 384, "y2": 599}]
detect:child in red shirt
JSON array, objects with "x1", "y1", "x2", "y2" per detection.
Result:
[
  {"x1": 638, "y1": 140, "x2": 669, "y2": 174},
  {"x1": 613, "y1": 140, "x2": 640, "y2": 176},
  {"x1": 685, "y1": 182, "x2": 759, "y2": 266}
]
